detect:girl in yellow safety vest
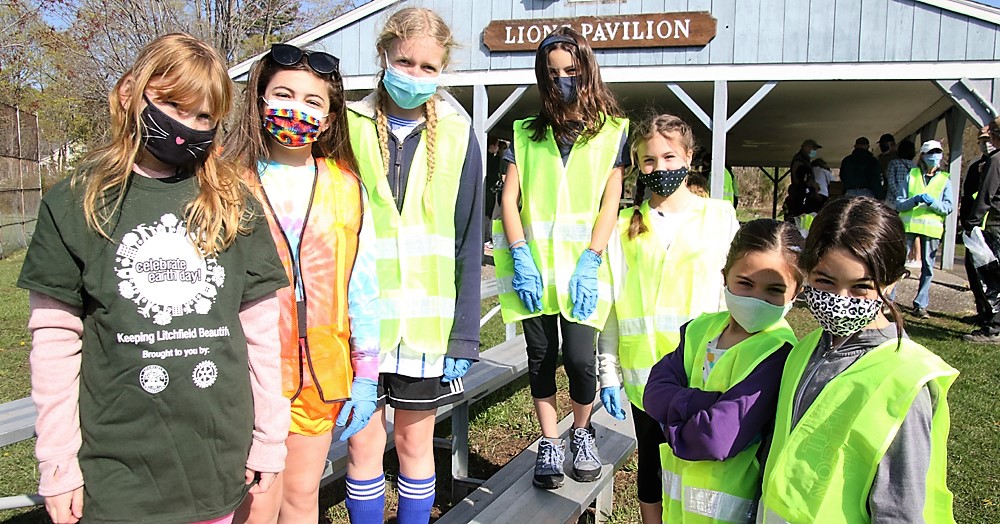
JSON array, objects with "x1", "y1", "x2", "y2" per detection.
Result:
[
  {"x1": 596, "y1": 114, "x2": 738, "y2": 523},
  {"x1": 641, "y1": 219, "x2": 803, "y2": 524},
  {"x1": 224, "y1": 43, "x2": 380, "y2": 524},
  {"x1": 344, "y1": 8, "x2": 483, "y2": 523},
  {"x1": 759, "y1": 196, "x2": 958, "y2": 523},
  {"x1": 494, "y1": 26, "x2": 627, "y2": 490}
]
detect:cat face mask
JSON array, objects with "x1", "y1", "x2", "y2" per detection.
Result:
[{"x1": 140, "y1": 96, "x2": 216, "y2": 167}]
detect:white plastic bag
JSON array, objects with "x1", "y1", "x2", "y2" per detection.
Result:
[{"x1": 963, "y1": 227, "x2": 997, "y2": 268}]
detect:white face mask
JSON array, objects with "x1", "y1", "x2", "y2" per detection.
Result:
[{"x1": 723, "y1": 287, "x2": 793, "y2": 334}]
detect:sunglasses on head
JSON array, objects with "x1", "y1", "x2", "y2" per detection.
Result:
[{"x1": 268, "y1": 43, "x2": 340, "y2": 76}]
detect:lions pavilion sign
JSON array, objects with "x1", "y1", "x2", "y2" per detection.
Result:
[{"x1": 483, "y1": 12, "x2": 717, "y2": 52}]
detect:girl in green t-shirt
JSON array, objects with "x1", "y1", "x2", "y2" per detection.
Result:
[{"x1": 18, "y1": 33, "x2": 290, "y2": 524}]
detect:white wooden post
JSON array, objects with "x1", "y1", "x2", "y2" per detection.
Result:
[
  {"x1": 710, "y1": 80, "x2": 728, "y2": 200},
  {"x1": 943, "y1": 108, "x2": 965, "y2": 271}
]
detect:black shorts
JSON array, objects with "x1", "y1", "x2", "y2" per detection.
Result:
[{"x1": 377, "y1": 373, "x2": 465, "y2": 411}]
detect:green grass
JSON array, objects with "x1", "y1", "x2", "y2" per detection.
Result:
[{"x1": 1, "y1": 254, "x2": 998, "y2": 522}]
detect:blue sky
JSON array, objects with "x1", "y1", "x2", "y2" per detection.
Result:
[{"x1": 973, "y1": 0, "x2": 1000, "y2": 7}]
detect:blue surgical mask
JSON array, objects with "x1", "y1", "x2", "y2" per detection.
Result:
[
  {"x1": 808, "y1": 149, "x2": 818, "y2": 159},
  {"x1": 923, "y1": 153, "x2": 943, "y2": 168},
  {"x1": 556, "y1": 76, "x2": 577, "y2": 104},
  {"x1": 382, "y1": 56, "x2": 439, "y2": 110}
]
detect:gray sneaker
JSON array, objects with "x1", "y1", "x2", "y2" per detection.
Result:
[
  {"x1": 569, "y1": 426, "x2": 602, "y2": 482},
  {"x1": 533, "y1": 437, "x2": 566, "y2": 489}
]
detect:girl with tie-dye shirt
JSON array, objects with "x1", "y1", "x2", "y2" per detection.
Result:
[{"x1": 224, "y1": 43, "x2": 380, "y2": 524}]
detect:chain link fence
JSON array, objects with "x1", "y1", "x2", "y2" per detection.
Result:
[{"x1": 0, "y1": 103, "x2": 62, "y2": 258}]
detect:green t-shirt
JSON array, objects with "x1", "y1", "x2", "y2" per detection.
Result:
[{"x1": 18, "y1": 173, "x2": 288, "y2": 523}]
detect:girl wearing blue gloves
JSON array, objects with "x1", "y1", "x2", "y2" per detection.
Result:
[
  {"x1": 225, "y1": 43, "x2": 380, "y2": 524},
  {"x1": 344, "y1": 8, "x2": 482, "y2": 523},
  {"x1": 494, "y1": 26, "x2": 628, "y2": 490},
  {"x1": 596, "y1": 114, "x2": 738, "y2": 523}
]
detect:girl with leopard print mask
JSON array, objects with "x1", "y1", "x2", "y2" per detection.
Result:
[{"x1": 757, "y1": 196, "x2": 958, "y2": 523}]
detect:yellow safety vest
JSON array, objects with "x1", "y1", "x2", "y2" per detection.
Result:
[
  {"x1": 723, "y1": 169, "x2": 737, "y2": 206},
  {"x1": 900, "y1": 167, "x2": 949, "y2": 239},
  {"x1": 616, "y1": 199, "x2": 735, "y2": 409},
  {"x1": 493, "y1": 116, "x2": 628, "y2": 329},
  {"x1": 659, "y1": 311, "x2": 796, "y2": 524},
  {"x1": 759, "y1": 329, "x2": 958, "y2": 524},
  {"x1": 347, "y1": 108, "x2": 469, "y2": 355}
]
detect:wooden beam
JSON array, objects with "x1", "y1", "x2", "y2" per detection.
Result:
[
  {"x1": 486, "y1": 85, "x2": 530, "y2": 132},
  {"x1": 710, "y1": 80, "x2": 728, "y2": 200},
  {"x1": 943, "y1": 108, "x2": 965, "y2": 271},
  {"x1": 666, "y1": 83, "x2": 711, "y2": 130},
  {"x1": 726, "y1": 81, "x2": 777, "y2": 133}
]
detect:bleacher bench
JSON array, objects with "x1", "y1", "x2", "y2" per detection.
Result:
[{"x1": 438, "y1": 389, "x2": 637, "y2": 524}]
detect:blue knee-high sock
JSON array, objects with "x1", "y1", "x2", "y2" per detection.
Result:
[
  {"x1": 396, "y1": 473, "x2": 435, "y2": 524},
  {"x1": 345, "y1": 474, "x2": 385, "y2": 524}
]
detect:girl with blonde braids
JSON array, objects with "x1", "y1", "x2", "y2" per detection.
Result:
[
  {"x1": 345, "y1": 7, "x2": 482, "y2": 523},
  {"x1": 18, "y1": 33, "x2": 289, "y2": 524}
]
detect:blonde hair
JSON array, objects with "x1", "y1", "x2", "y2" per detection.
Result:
[
  {"x1": 73, "y1": 33, "x2": 247, "y2": 256},
  {"x1": 627, "y1": 114, "x2": 696, "y2": 239},
  {"x1": 374, "y1": 8, "x2": 457, "y2": 210}
]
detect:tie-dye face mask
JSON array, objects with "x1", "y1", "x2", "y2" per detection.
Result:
[{"x1": 262, "y1": 99, "x2": 326, "y2": 148}]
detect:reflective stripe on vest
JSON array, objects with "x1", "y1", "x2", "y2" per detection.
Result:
[
  {"x1": 899, "y1": 167, "x2": 949, "y2": 239},
  {"x1": 760, "y1": 329, "x2": 959, "y2": 523},
  {"x1": 660, "y1": 311, "x2": 796, "y2": 524},
  {"x1": 347, "y1": 107, "x2": 469, "y2": 355},
  {"x1": 493, "y1": 116, "x2": 628, "y2": 329},
  {"x1": 615, "y1": 199, "x2": 734, "y2": 409},
  {"x1": 255, "y1": 158, "x2": 359, "y2": 402}
]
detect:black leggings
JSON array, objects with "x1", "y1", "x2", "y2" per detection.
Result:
[
  {"x1": 522, "y1": 314, "x2": 597, "y2": 405},
  {"x1": 632, "y1": 403, "x2": 667, "y2": 504}
]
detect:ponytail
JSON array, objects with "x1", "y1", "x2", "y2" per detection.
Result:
[{"x1": 627, "y1": 178, "x2": 648, "y2": 239}]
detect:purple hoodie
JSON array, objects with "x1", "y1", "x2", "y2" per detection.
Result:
[{"x1": 642, "y1": 320, "x2": 792, "y2": 462}]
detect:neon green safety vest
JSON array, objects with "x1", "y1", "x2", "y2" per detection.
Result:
[
  {"x1": 347, "y1": 108, "x2": 469, "y2": 355},
  {"x1": 758, "y1": 329, "x2": 958, "y2": 524},
  {"x1": 659, "y1": 311, "x2": 796, "y2": 524},
  {"x1": 900, "y1": 167, "x2": 950, "y2": 239},
  {"x1": 616, "y1": 198, "x2": 735, "y2": 409},
  {"x1": 492, "y1": 116, "x2": 628, "y2": 329},
  {"x1": 723, "y1": 168, "x2": 737, "y2": 206}
]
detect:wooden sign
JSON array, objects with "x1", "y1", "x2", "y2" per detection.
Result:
[{"x1": 482, "y1": 12, "x2": 716, "y2": 52}]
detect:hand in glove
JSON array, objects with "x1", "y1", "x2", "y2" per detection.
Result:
[
  {"x1": 569, "y1": 249, "x2": 602, "y2": 320},
  {"x1": 442, "y1": 357, "x2": 473, "y2": 383},
  {"x1": 511, "y1": 244, "x2": 543, "y2": 312},
  {"x1": 336, "y1": 377, "x2": 378, "y2": 441},
  {"x1": 600, "y1": 387, "x2": 627, "y2": 420},
  {"x1": 918, "y1": 193, "x2": 935, "y2": 206}
]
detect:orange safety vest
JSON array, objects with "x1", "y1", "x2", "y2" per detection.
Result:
[{"x1": 252, "y1": 157, "x2": 361, "y2": 403}]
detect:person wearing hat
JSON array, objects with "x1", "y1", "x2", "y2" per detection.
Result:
[
  {"x1": 877, "y1": 133, "x2": 898, "y2": 174},
  {"x1": 784, "y1": 139, "x2": 821, "y2": 218},
  {"x1": 962, "y1": 121, "x2": 1000, "y2": 343},
  {"x1": 897, "y1": 139, "x2": 954, "y2": 319},
  {"x1": 840, "y1": 136, "x2": 883, "y2": 199}
]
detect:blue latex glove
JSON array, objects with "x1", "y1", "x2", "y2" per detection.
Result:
[
  {"x1": 600, "y1": 387, "x2": 626, "y2": 420},
  {"x1": 442, "y1": 357, "x2": 473, "y2": 383},
  {"x1": 510, "y1": 244, "x2": 543, "y2": 312},
  {"x1": 569, "y1": 249, "x2": 602, "y2": 320},
  {"x1": 919, "y1": 193, "x2": 934, "y2": 206},
  {"x1": 336, "y1": 377, "x2": 378, "y2": 441}
]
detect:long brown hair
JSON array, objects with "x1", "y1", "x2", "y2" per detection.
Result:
[
  {"x1": 525, "y1": 26, "x2": 623, "y2": 145},
  {"x1": 626, "y1": 114, "x2": 696, "y2": 240},
  {"x1": 373, "y1": 7, "x2": 457, "y2": 195},
  {"x1": 224, "y1": 47, "x2": 359, "y2": 177},
  {"x1": 73, "y1": 33, "x2": 247, "y2": 256},
  {"x1": 799, "y1": 196, "x2": 907, "y2": 340}
]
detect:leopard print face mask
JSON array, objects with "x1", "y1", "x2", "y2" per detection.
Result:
[{"x1": 804, "y1": 285, "x2": 883, "y2": 338}]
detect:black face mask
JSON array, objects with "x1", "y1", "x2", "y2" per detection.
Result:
[
  {"x1": 639, "y1": 168, "x2": 688, "y2": 197},
  {"x1": 140, "y1": 96, "x2": 216, "y2": 168},
  {"x1": 556, "y1": 76, "x2": 577, "y2": 104}
]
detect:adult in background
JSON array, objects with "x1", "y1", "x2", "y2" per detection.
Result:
[
  {"x1": 897, "y1": 140, "x2": 953, "y2": 319},
  {"x1": 784, "y1": 139, "x2": 821, "y2": 218},
  {"x1": 840, "y1": 136, "x2": 883, "y2": 199},
  {"x1": 876, "y1": 133, "x2": 898, "y2": 180},
  {"x1": 810, "y1": 157, "x2": 834, "y2": 207},
  {"x1": 962, "y1": 122, "x2": 1000, "y2": 343},
  {"x1": 484, "y1": 136, "x2": 505, "y2": 247}
]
